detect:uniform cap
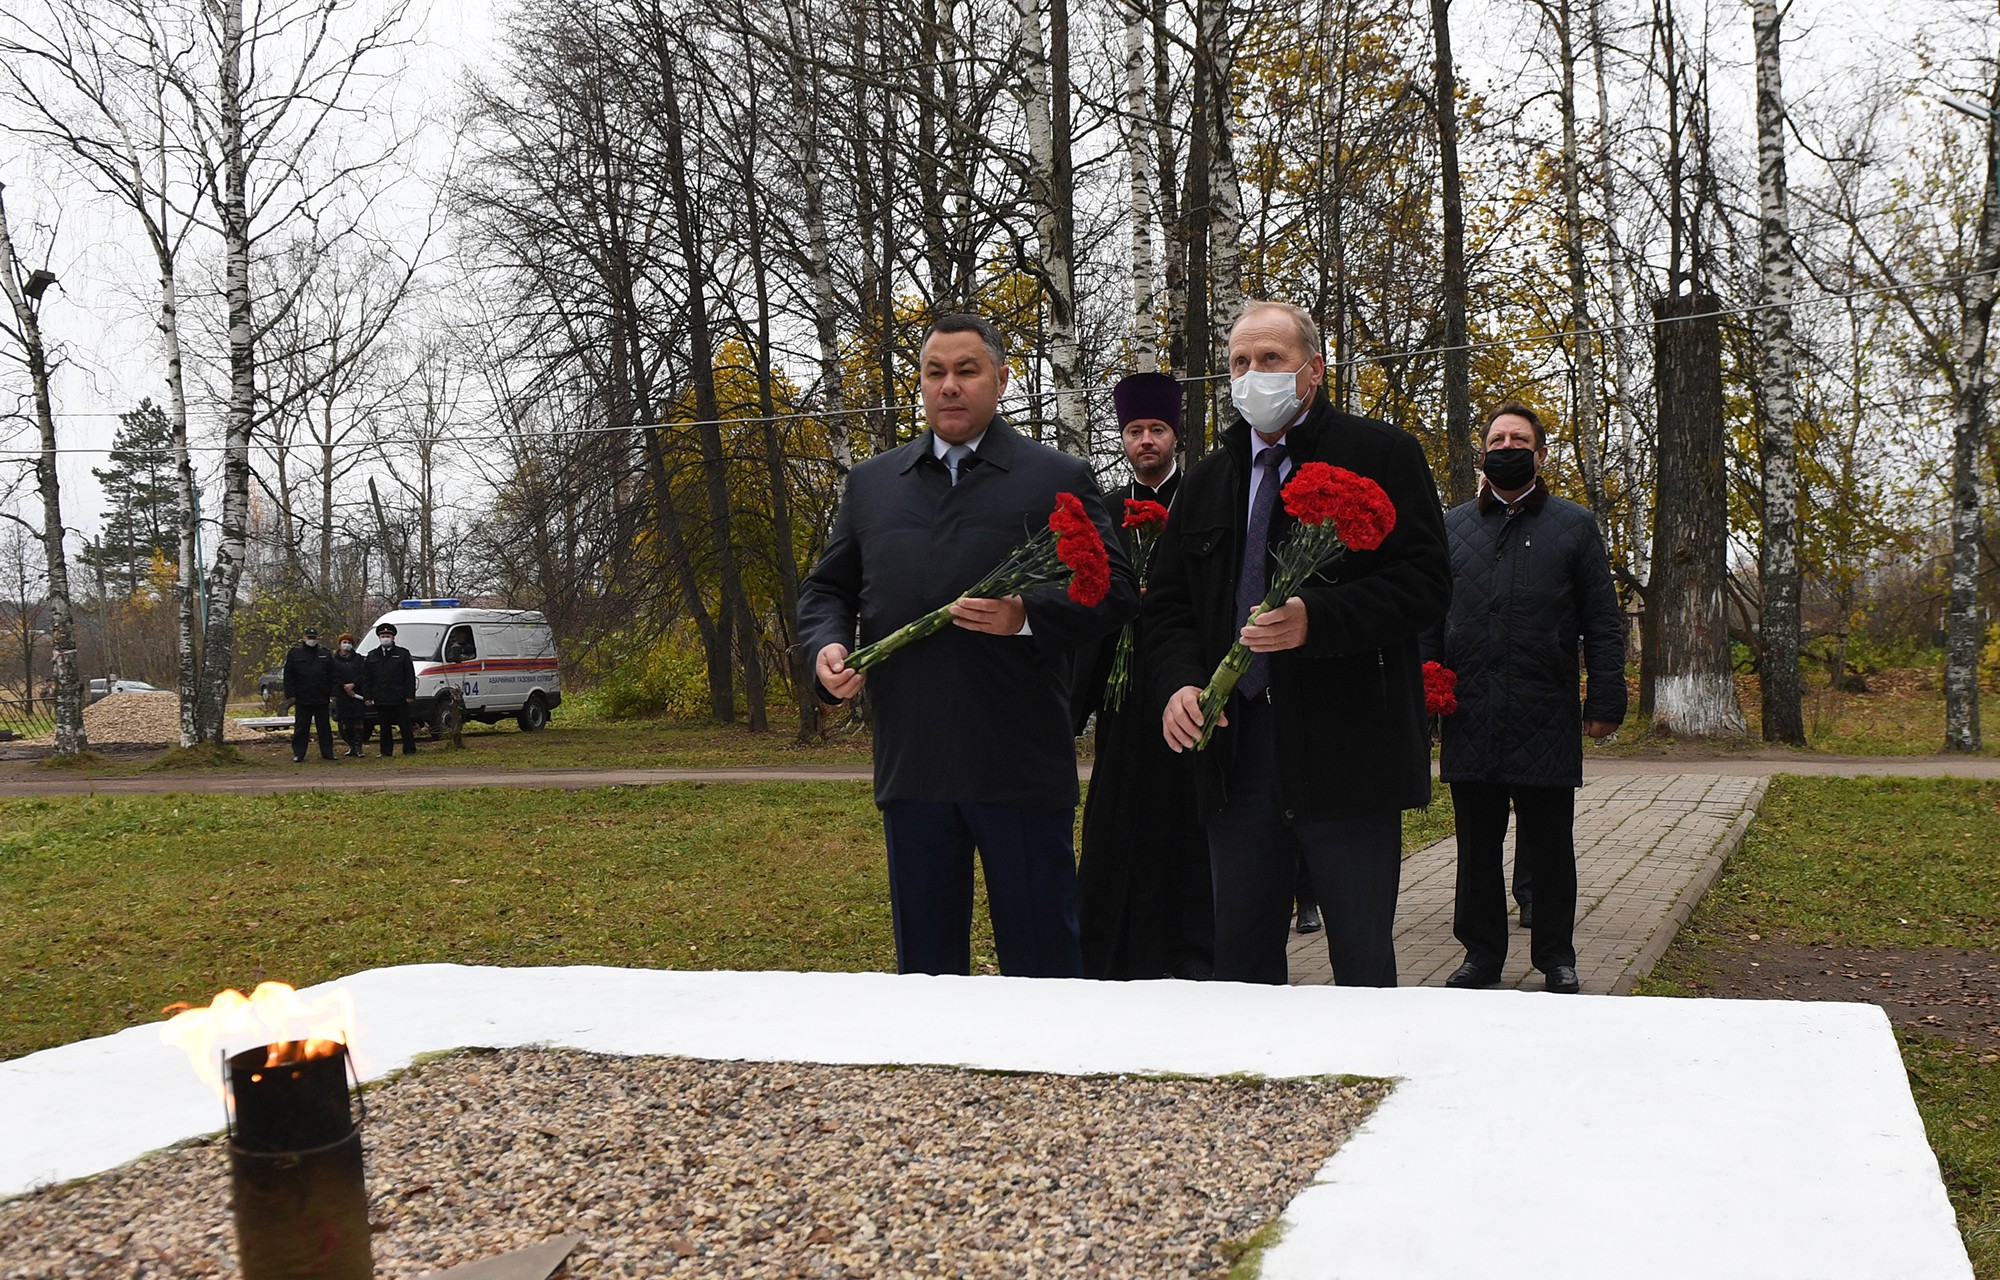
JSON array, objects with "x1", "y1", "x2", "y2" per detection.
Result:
[{"x1": 375, "y1": 623, "x2": 397, "y2": 636}]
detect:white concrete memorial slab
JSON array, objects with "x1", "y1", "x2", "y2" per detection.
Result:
[{"x1": 0, "y1": 965, "x2": 1972, "y2": 1278}]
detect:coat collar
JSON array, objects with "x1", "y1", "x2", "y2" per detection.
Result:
[
  {"x1": 1478, "y1": 478, "x2": 1549, "y2": 517},
  {"x1": 897, "y1": 415, "x2": 1024, "y2": 474},
  {"x1": 1219, "y1": 389, "x2": 1335, "y2": 465}
]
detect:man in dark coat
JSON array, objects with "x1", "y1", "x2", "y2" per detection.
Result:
[
  {"x1": 1428, "y1": 402, "x2": 1626, "y2": 994},
  {"x1": 281, "y1": 626, "x2": 336, "y2": 763},
  {"x1": 362, "y1": 622, "x2": 418, "y2": 757},
  {"x1": 1147, "y1": 300, "x2": 1451, "y2": 987},
  {"x1": 800, "y1": 313, "x2": 1138, "y2": 979},
  {"x1": 329, "y1": 633, "x2": 369, "y2": 757},
  {"x1": 1072, "y1": 371, "x2": 1213, "y2": 980}
]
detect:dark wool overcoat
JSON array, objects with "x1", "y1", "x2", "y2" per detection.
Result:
[
  {"x1": 799, "y1": 416, "x2": 1138, "y2": 811},
  {"x1": 329, "y1": 650, "x2": 368, "y2": 712},
  {"x1": 1425, "y1": 483, "x2": 1627, "y2": 789},
  {"x1": 1144, "y1": 392, "x2": 1451, "y2": 819},
  {"x1": 1071, "y1": 469, "x2": 1213, "y2": 980},
  {"x1": 362, "y1": 644, "x2": 417, "y2": 705},
  {"x1": 281, "y1": 642, "x2": 334, "y2": 703}
]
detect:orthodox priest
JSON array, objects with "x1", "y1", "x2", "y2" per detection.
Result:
[{"x1": 1073, "y1": 371, "x2": 1214, "y2": 980}]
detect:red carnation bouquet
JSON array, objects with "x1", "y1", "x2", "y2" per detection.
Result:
[
  {"x1": 1103, "y1": 498, "x2": 1172, "y2": 710},
  {"x1": 1423, "y1": 661, "x2": 1458, "y2": 716},
  {"x1": 844, "y1": 492, "x2": 1112, "y2": 672},
  {"x1": 1195, "y1": 462, "x2": 1397, "y2": 748}
]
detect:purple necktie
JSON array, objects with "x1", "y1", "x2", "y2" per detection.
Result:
[{"x1": 1237, "y1": 442, "x2": 1289, "y2": 701}]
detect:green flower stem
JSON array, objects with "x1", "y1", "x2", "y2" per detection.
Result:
[
  {"x1": 844, "y1": 604, "x2": 961, "y2": 672},
  {"x1": 843, "y1": 526, "x2": 1071, "y2": 673},
  {"x1": 1191, "y1": 522, "x2": 1355, "y2": 750},
  {"x1": 1104, "y1": 625, "x2": 1137, "y2": 710},
  {"x1": 1194, "y1": 625, "x2": 1259, "y2": 750}
]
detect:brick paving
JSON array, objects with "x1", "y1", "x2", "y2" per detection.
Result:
[{"x1": 1288, "y1": 773, "x2": 1769, "y2": 994}]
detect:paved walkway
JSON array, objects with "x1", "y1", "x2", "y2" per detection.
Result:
[{"x1": 1289, "y1": 774, "x2": 1770, "y2": 994}]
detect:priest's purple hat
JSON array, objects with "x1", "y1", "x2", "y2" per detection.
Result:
[{"x1": 1112, "y1": 371, "x2": 1183, "y2": 433}]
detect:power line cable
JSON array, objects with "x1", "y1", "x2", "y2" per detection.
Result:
[{"x1": 4, "y1": 264, "x2": 1991, "y2": 457}]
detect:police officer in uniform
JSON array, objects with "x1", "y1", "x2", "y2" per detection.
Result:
[{"x1": 362, "y1": 622, "x2": 419, "y2": 756}]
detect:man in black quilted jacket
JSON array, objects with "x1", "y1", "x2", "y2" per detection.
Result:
[{"x1": 1427, "y1": 403, "x2": 1626, "y2": 994}]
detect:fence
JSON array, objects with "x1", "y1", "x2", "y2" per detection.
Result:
[{"x1": 0, "y1": 695, "x2": 55, "y2": 744}]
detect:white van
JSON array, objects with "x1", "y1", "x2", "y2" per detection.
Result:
[{"x1": 357, "y1": 601, "x2": 563, "y2": 734}]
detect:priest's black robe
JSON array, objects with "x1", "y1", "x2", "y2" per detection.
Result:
[{"x1": 1074, "y1": 469, "x2": 1215, "y2": 980}]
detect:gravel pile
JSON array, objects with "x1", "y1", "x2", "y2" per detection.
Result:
[
  {"x1": 0, "y1": 1049, "x2": 1385, "y2": 1278},
  {"x1": 25, "y1": 691, "x2": 262, "y2": 748}
]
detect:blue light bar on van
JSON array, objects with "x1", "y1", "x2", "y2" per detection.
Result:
[{"x1": 398, "y1": 598, "x2": 462, "y2": 608}]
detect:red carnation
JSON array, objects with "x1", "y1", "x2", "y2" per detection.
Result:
[
  {"x1": 1122, "y1": 498, "x2": 1171, "y2": 531},
  {"x1": 1049, "y1": 491, "x2": 1096, "y2": 540},
  {"x1": 1283, "y1": 462, "x2": 1395, "y2": 551},
  {"x1": 1423, "y1": 661, "x2": 1458, "y2": 716},
  {"x1": 1054, "y1": 497, "x2": 1112, "y2": 606},
  {"x1": 1190, "y1": 463, "x2": 1405, "y2": 747},
  {"x1": 846, "y1": 491, "x2": 1119, "y2": 670}
]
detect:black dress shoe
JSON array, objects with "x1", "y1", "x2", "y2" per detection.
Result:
[
  {"x1": 1518, "y1": 899, "x2": 1534, "y2": 930},
  {"x1": 1444, "y1": 960, "x2": 1502, "y2": 989},
  {"x1": 1294, "y1": 903, "x2": 1323, "y2": 934},
  {"x1": 1545, "y1": 964, "x2": 1581, "y2": 994},
  {"x1": 292, "y1": 754, "x2": 305, "y2": 763}
]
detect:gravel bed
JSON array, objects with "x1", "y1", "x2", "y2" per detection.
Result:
[
  {"x1": 1, "y1": 1049, "x2": 1386, "y2": 1278},
  {"x1": 23, "y1": 692, "x2": 263, "y2": 748}
]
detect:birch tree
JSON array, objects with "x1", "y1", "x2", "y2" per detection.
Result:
[
  {"x1": 1750, "y1": 0, "x2": 1804, "y2": 745},
  {"x1": 1937, "y1": 78, "x2": 2000, "y2": 752},
  {"x1": 1123, "y1": 0, "x2": 1161, "y2": 372},
  {"x1": 0, "y1": 183, "x2": 84, "y2": 754},
  {"x1": 1013, "y1": 0, "x2": 1086, "y2": 454},
  {"x1": 0, "y1": 0, "x2": 209, "y2": 743},
  {"x1": 148, "y1": 0, "x2": 416, "y2": 741}
]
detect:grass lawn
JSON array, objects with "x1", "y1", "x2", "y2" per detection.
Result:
[
  {"x1": 37, "y1": 708, "x2": 879, "y2": 776},
  {"x1": 1636, "y1": 776, "x2": 2000, "y2": 1276},
  {"x1": 1595, "y1": 668, "x2": 2000, "y2": 758},
  {"x1": 2, "y1": 779, "x2": 1454, "y2": 1061}
]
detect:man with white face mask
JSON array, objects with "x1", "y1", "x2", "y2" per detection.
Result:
[{"x1": 1145, "y1": 301, "x2": 1450, "y2": 986}]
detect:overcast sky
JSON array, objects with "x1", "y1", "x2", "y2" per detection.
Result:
[{"x1": 0, "y1": 0, "x2": 1970, "y2": 544}]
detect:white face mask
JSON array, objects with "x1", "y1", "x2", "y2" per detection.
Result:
[
  {"x1": 303, "y1": 638, "x2": 317, "y2": 648},
  {"x1": 1230, "y1": 363, "x2": 1307, "y2": 433},
  {"x1": 339, "y1": 643, "x2": 353, "y2": 654}
]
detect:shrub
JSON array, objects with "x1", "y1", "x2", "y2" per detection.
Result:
[{"x1": 582, "y1": 625, "x2": 711, "y2": 720}]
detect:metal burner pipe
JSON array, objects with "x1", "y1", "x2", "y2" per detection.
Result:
[{"x1": 225, "y1": 1043, "x2": 374, "y2": 1280}]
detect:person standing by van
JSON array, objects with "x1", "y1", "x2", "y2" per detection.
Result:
[
  {"x1": 363, "y1": 622, "x2": 418, "y2": 756},
  {"x1": 330, "y1": 633, "x2": 368, "y2": 757},
  {"x1": 282, "y1": 627, "x2": 337, "y2": 763}
]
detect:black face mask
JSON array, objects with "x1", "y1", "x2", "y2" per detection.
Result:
[{"x1": 1481, "y1": 447, "x2": 1538, "y2": 492}]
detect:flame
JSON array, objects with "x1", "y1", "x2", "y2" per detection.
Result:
[{"x1": 160, "y1": 981, "x2": 359, "y2": 1098}]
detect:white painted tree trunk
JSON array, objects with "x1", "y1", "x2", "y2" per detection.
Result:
[
  {"x1": 1013, "y1": 0, "x2": 1086, "y2": 455},
  {"x1": 1123, "y1": 0, "x2": 1159, "y2": 372},
  {"x1": 1943, "y1": 64, "x2": 2000, "y2": 752},
  {"x1": 0, "y1": 184, "x2": 86, "y2": 755},
  {"x1": 197, "y1": 0, "x2": 254, "y2": 745},
  {"x1": 1751, "y1": 0, "x2": 1804, "y2": 745}
]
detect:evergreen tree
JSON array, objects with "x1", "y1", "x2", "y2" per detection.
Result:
[{"x1": 83, "y1": 399, "x2": 179, "y2": 596}]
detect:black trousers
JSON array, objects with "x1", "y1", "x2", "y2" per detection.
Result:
[
  {"x1": 1206, "y1": 698, "x2": 1403, "y2": 986},
  {"x1": 375, "y1": 703, "x2": 416, "y2": 755},
  {"x1": 291, "y1": 701, "x2": 333, "y2": 759},
  {"x1": 1450, "y1": 780, "x2": 1577, "y2": 973},
  {"x1": 880, "y1": 801, "x2": 1082, "y2": 978}
]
